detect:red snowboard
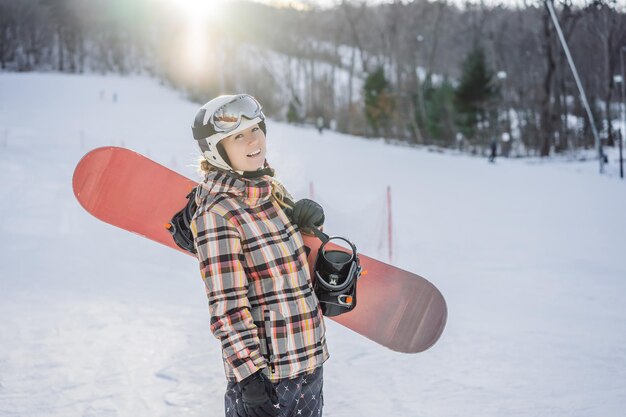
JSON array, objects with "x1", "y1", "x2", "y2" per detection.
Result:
[{"x1": 72, "y1": 147, "x2": 447, "y2": 353}]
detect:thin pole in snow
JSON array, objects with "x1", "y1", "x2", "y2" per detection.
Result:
[
  {"x1": 387, "y1": 185, "x2": 393, "y2": 264},
  {"x1": 545, "y1": 0, "x2": 604, "y2": 174},
  {"x1": 619, "y1": 46, "x2": 626, "y2": 178}
]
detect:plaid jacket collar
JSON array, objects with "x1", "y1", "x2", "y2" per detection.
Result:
[{"x1": 197, "y1": 169, "x2": 273, "y2": 207}]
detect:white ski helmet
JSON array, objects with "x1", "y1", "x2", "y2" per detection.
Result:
[{"x1": 192, "y1": 94, "x2": 266, "y2": 171}]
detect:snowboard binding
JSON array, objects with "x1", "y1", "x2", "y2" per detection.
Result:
[
  {"x1": 166, "y1": 187, "x2": 198, "y2": 255},
  {"x1": 313, "y1": 236, "x2": 361, "y2": 317}
]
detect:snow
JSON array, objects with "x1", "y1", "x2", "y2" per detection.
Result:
[{"x1": 1, "y1": 72, "x2": 626, "y2": 417}]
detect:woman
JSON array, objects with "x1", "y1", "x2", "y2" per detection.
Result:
[{"x1": 189, "y1": 94, "x2": 329, "y2": 417}]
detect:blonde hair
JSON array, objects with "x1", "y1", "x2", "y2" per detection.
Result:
[
  {"x1": 197, "y1": 156, "x2": 292, "y2": 209},
  {"x1": 197, "y1": 157, "x2": 215, "y2": 176}
]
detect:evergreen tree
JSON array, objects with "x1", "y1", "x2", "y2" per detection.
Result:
[
  {"x1": 287, "y1": 96, "x2": 302, "y2": 124},
  {"x1": 454, "y1": 44, "x2": 498, "y2": 144},
  {"x1": 423, "y1": 77, "x2": 456, "y2": 145},
  {"x1": 363, "y1": 67, "x2": 393, "y2": 136}
]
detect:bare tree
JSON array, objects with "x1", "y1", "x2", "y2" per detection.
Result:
[{"x1": 585, "y1": 0, "x2": 624, "y2": 147}]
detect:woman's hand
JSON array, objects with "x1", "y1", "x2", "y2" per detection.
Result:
[
  {"x1": 238, "y1": 370, "x2": 279, "y2": 417},
  {"x1": 288, "y1": 199, "x2": 325, "y2": 230}
]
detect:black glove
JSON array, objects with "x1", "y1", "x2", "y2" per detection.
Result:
[
  {"x1": 289, "y1": 199, "x2": 325, "y2": 230},
  {"x1": 238, "y1": 370, "x2": 279, "y2": 417}
]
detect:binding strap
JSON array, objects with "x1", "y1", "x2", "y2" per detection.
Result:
[{"x1": 166, "y1": 188, "x2": 198, "y2": 254}]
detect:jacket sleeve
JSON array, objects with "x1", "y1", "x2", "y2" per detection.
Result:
[{"x1": 191, "y1": 209, "x2": 267, "y2": 382}]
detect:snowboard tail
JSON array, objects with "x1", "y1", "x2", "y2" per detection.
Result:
[{"x1": 73, "y1": 147, "x2": 447, "y2": 353}]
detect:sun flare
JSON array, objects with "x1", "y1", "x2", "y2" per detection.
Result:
[
  {"x1": 159, "y1": 0, "x2": 225, "y2": 78},
  {"x1": 163, "y1": 0, "x2": 222, "y2": 20}
]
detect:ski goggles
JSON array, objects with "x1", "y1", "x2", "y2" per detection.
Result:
[{"x1": 192, "y1": 94, "x2": 264, "y2": 140}]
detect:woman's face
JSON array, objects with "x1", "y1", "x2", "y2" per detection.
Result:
[{"x1": 220, "y1": 123, "x2": 267, "y2": 172}]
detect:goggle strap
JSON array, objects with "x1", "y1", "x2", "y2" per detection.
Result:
[
  {"x1": 192, "y1": 123, "x2": 216, "y2": 140},
  {"x1": 192, "y1": 108, "x2": 212, "y2": 140}
]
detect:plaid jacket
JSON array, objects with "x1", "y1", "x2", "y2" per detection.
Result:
[{"x1": 190, "y1": 170, "x2": 329, "y2": 383}]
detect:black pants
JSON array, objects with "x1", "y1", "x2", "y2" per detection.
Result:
[{"x1": 225, "y1": 366, "x2": 324, "y2": 417}]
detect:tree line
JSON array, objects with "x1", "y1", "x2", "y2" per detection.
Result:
[{"x1": 1, "y1": 0, "x2": 625, "y2": 157}]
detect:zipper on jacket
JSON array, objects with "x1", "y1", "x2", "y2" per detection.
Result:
[
  {"x1": 264, "y1": 313, "x2": 276, "y2": 375},
  {"x1": 265, "y1": 337, "x2": 276, "y2": 374}
]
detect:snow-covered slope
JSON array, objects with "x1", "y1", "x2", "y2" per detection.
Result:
[{"x1": 1, "y1": 73, "x2": 625, "y2": 417}]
